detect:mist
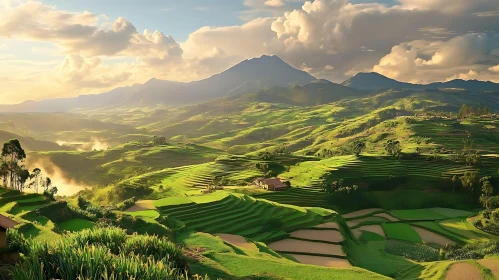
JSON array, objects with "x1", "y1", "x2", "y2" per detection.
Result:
[
  {"x1": 56, "y1": 137, "x2": 109, "y2": 151},
  {"x1": 24, "y1": 157, "x2": 90, "y2": 196}
]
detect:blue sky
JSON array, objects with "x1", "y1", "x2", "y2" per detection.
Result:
[
  {"x1": 40, "y1": 0, "x2": 397, "y2": 41},
  {"x1": 2, "y1": 0, "x2": 497, "y2": 104}
]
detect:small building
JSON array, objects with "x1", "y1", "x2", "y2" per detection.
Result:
[
  {"x1": 0, "y1": 214, "x2": 18, "y2": 248},
  {"x1": 254, "y1": 177, "x2": 289, "y2": 191}
]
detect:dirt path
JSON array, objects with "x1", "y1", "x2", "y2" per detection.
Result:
[
  {"x1": 125, "y1": 200, "x2": 157, "y2": 212},
  {"x1": 374, "y1": 213, "x2": 399, "y2": 221},
  {"x1": 478, "y1": 259, "x2": 499, "y2": 279},
  {"x1": 268, "y1": 239, "x2": 345, "y2": 256},
  {"x1": 290, "y1": 254, "x2": 352, "y2": 268},
  {"x1": 411, "y1": 226, "x2": 455, "y2": 246},
  {"x1": 343, "y1": 208, "x2": 383, "y2": 219},
  {"x1": 314, "y1": 222, "x2": 339, "y2": 229},
  {"x1": 445, "y1": 262, "x2": 484, "y2": 280},
  {"x1": 290, "y1": 230, "x2": 344, "y2": 242},
  {"x1": 215, "y1": 234, "x2": 257, "y2": 250},
  {"x1": 352, "y1": 225, "x2": 386, "y2": 239}
]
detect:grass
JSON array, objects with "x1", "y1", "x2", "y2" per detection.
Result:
[
  {"x1": 209, "y1": 253, "x2": 388, "y2": 280},
  {"x1": 382, "y1": 223, "x2": 423, "y2": 243},
  {"x1": 391, "y1": 208, "x2": 473, "y2": 221},
  {"x1": 58, "y1": 218, "x2": 95, "y2": 232},
  {"x1": 125, "y1": 210, "x2": 160, "y2": 219}
]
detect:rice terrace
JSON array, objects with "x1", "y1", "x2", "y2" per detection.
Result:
[{"x1": 1, "y1": 0, "x2": 499, "y2": 279}]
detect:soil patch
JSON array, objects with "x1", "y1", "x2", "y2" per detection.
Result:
[
  {"x1": 290, "y1": 254, "x2": 352, "y2": 268},
  {"x1": 290, "y1": 230, "x2": 344, "y2": 243},
  {"x1": 353, "y1": 225, "x2": 386, "y2": 239},
  {"x1": 314, "y1": 222, "x2": 339, "y2": 229},
  {"x1": 126, "y1": 200, "x2": 157, "y2": 212},
  {"x1": 445, "y1": 263, "x2": 483, "y2": 280},
  {"x1": 411, "y1": 226, "x2": 455, "y2": 246},
  {"x1": 343, "y1": 208, "x2": 383, "y2": 219},
  {"x1": 268, "y1": 239, "x2": 345, "y2": 256},
  {"x1": 215, "y1": 234, "x2": 257, "y2": 250},
  {"x1": 478, "y1": 259, "x2": 499, "y2": 279},
  {"x1": 374, "y1": 213, "x2": 399, "y2": 221},
  {"x1": 347, "y1": 217, "x2": 387, "y2": 228}
]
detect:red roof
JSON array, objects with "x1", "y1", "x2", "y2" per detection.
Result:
[
  {"x1": 0, "y1": 214, "x2": 18, "y2": 229},
  {"x1": 261, "y1": 178, "x2": 287, "y2": 188}
]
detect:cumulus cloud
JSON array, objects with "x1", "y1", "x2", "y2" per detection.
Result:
[
  {"x1": 372, "y1": 34, "x2": 499, "y2": 83},
  {"x1": 264, "y1": 0, "x2": 285, "y2": 7},
  {"x1": 1, "y1": 0, "x2": 499, "y2": 103},
  {"x1": 0, "y1": 1, "x2": 182, "y2": 63}
]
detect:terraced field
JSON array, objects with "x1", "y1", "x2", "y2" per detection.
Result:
[{"x1": 157, "y1": 192, "x2": 334, "y2": 242}]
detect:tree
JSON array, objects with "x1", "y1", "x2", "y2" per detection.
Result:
[
  {"x1": 2, "y1": 139, "x2": 26, "y2": 189},
  {"x1": 479, "y1": 177, "x2": 494, "y2": 209},
  {"x1": 30, "y1": 168, "x2": 42, "y2": 193},
  {"x1": 45, "y1": 177, "x2": 52, "y2": 192},
  {"x1": 351, "y1": 139, "x2": 366, "y2": 156},
  {"x1": 0, "y1": 162, "x2": 8, "y2": 188},
  {"x1": 19, "y1": 168, "x2": 30, "y2": 192},
  {"x1": 460, "y1": 171, "x2": 480, "y2": 196},
  {"x1": 384, "y1": 140, "x2": 402, "y2": 157}
]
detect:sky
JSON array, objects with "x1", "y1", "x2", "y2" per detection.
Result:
[{"x1": 1, "y1": 0, "x2": 498, "y2": 104}]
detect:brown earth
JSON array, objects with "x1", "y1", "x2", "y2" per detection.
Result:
[
  {"x1": 374, "y1": 213, "x2": 399, "y2": 221},
  {"x1": 478, "y1": 259, "x2": 499, "y2": 279},
  {"x1": 290, "y1": 254, "x2": 352, "y2": 268},
  {"x1": 290, "y1": 229, "x2": 344, "y2": 243},
  {"x1": 314, "y1": 222, "x2": 339, "y2": 229},
  {"x1": 445, "y1": 262, "x2": 484, "y2": 280},
  {"x1": 347, "y1": 216, "x2": 388, "y2": 228},
  {"x1": 411, "y1": 226, "x2": 456, "y2": 246},
  {"x1": 343, "y1": 208, "x2": 383, "y2": 219},
  {"x1": 125, "y1": 200, "x2": 156, "y2": 212},
  {"x1": 352, "y1": 225, "x2": 386, "y2": 239},
  {"x1": 215, "y1": 234, "x2": 257, "y2": 250},
  {"x1": 268, "y1": 239, "x2": 345, "y2": 256}
]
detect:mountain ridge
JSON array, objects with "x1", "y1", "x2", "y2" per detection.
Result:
[
  {"x1": 0, "y1": 55, "x2": 315, "y2": 112},
  {"x1": 342, "y1": 72, "x2": 499, "y2": 92}
]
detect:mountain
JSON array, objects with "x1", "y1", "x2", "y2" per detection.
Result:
[
  {"x1": 342, "y1": 72, "x2": 499, "y2": 92},
  {"x1": 0, "y1": 55, "x2": 315, "y2": 113},
  {"x1": 0, "y1": 130, "x2": 70, "y2": 151},
  {"x1": 237, "y1": 79, "x2": 366, "y2": 106}
]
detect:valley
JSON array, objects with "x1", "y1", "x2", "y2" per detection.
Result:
[{"x1": 0, "y1": 55, "x2": 498, "y2": 280}]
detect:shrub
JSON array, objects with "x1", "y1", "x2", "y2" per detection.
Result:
[
  {"x1": 442, "y1": 240, "x2": 499, "y2": 260},
  {"x1": 116, "y1": 197, "x2": 137, "y2": 211},
  {"x1": 385, "y1": 240, "x2": 439, "y2": 262},
  {"x1": 488, "y1": 196, "x2": 499, "y2": 209}
]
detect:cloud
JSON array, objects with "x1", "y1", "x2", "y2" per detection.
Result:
[
  {"x1": 372, "y1": 34, "x2": 499, "y2": 83},
  {"x1": 1, "y1": 0, "x2": 499, "y2": 103},
  {"x1": 265, "y1": 0, "x2": 285, "y2": 7},
  {"x1": 0, "y1": 1, "x2": 182, "y2": 62}
]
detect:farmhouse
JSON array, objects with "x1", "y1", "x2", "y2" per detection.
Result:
[
  {"x1": 254, "y1": 177, "x2": 289, "y2": 191},
  {"x1": 0, "y1": 214, "x2": 18, "y2": 248}
]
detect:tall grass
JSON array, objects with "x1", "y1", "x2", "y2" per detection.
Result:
[{"x1": 7, "y1": 227, "x2": 194, "y2": 280}]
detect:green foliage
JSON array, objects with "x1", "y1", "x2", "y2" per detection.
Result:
[
  {"x1": 9, "y1": 227, "x2": 189, "y2": 280},
  {"x1": 441, "y1": 240, "x2": 499, "y2": 260},
  {"x1": 384, "y1": 140, "x2": 402, "y2": 157},
  {"x1": 350, "y1": 139, "x2": 366, "y2": 156},
  {"x1": 116, "y1": 197, "x2": 137, "y2": 211},
  {"x1": 385, "y1": 240, "x2": 439, "y2": 262}
]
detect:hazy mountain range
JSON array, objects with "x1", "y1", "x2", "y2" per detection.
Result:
[
  {"x1": 342, "y1": 72, "x2": 499, "y2": 92},
  {"x1": 1, "y1": 55, "x2": 499, "y2": 112}
]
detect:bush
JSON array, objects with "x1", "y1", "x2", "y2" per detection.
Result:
[
  {"x1": 385, "y1": 240, "x2": 439, "y2": 262},
  {"x1": 488, "y1": 196, "x2": 499, "y2": 209},
  {"x1": 116, "y1": 197, "x2": 137, "y2": 211},
  {"x1": 442, "y1": 240, "x2": 499, "y2": 260}
]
